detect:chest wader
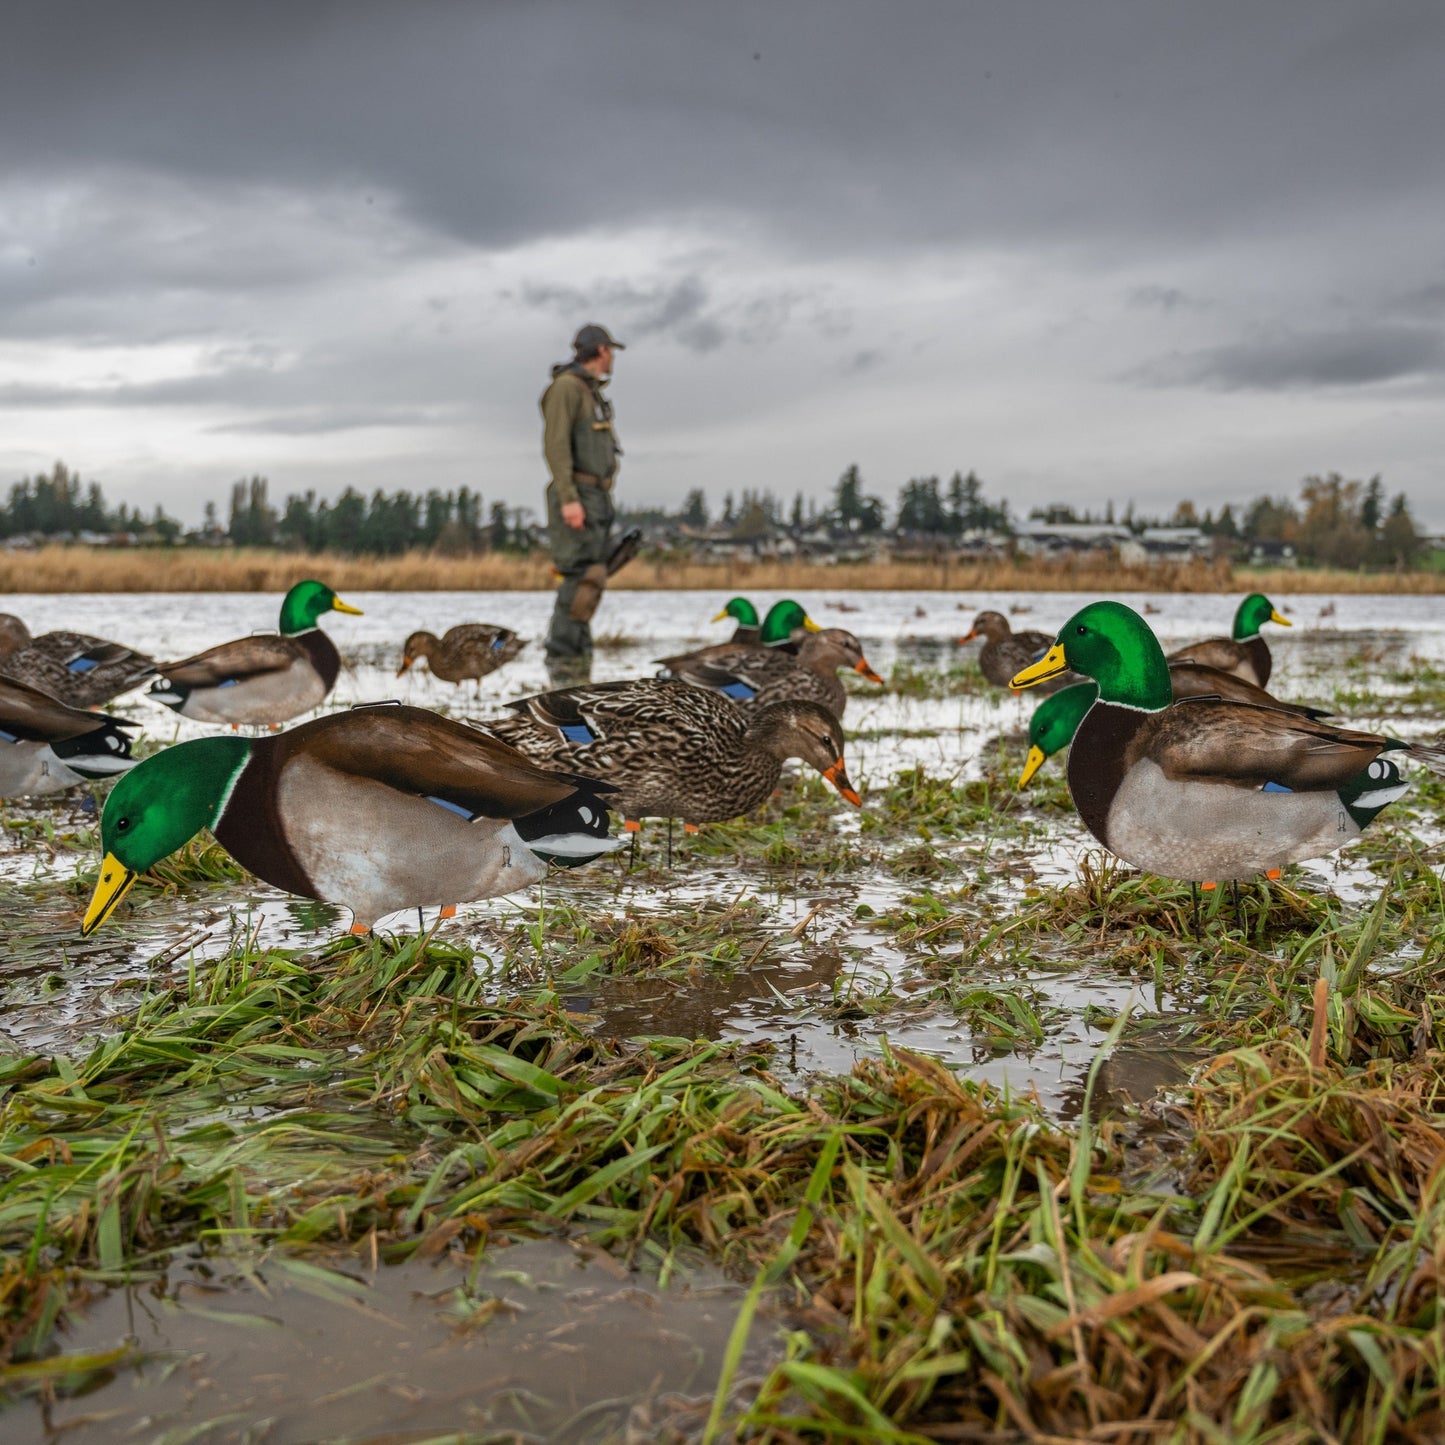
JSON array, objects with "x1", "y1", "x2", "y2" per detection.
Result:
[{"x1": 545, "y1": 478, "x2": 615, "y2": 684}]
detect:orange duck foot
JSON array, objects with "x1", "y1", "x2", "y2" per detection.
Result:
[
  {"x1": 349, "y1": 921, "x2": 371, "y2": 936},
  {"x1": 683, "y1": 823, "x2": 699, "y2": 835},
  {"x1": 623, "y1": 819, "x2": 643, "y2": 833},
  {"x1": 439, "y1": 905, "x2": 457, "y2": 919},
  {"x1": 1266, "y1": 868, "x2": 1281, "y2": 881},
  {"x1": 1201, "y1": 881, "x2": 1217, "y2": 891}
]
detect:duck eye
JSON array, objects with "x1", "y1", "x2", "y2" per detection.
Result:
[
  {"x1": 1075, "y1": 625, "x2": 1087, "y2": 636},
  {"x1": 116, "y1": 817, "x2": 131, "y2": 832}
]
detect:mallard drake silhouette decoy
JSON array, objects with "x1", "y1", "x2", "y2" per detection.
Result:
[
  {"x1": 80, "y1": 703, "x2": 621, "y2": 936},
  {"x1": 148, "y1": 579, "x2": 362, "y2": 727},
  {"x1": 1166, "y1": 593, "x2": 1290, "y2": 688},
  {"x1": 0, "y1": 675, "x2": 137, "y2": 797}
]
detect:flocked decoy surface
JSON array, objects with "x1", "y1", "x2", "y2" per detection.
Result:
[
  {"x1": 959, "y1": 610, "x2": 1082, "y2": 693},
  {"x1": 148, "y1": 579, "x2": 362, "y2": 727},
  {"x1": 0, "y1": 675, "x2": 138, "y2": 797},
  {"x1": 80, "y1": 702, "x2": 620, "y2": 936},
  {"x1": 1016, "y1": 662, "x2": 1334, "y2": 788},
  {"x1": 397, "y1": 624, "x2": 525, "y2": 685},
  {"x1": 656, "y1": 627, "x2": 883, "y2": 718},
  {"x1": 0, "y1": 614, "x2": 156, "y2": 709},
  {"x1": 480, "y1": 677, "x2": 859, "y2": 826},
  {"x1": 1011, "y1": 600, "x2": 1445, "y2": 882},
  {"x1": 1165, "y1": 592, "x2": 1290, "y2": 688}
]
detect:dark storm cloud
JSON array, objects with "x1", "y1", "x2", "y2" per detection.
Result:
[
  {"x1": 1131, "y1": 326, "x2": 1445, "y2": 391},
  {"x1": 5, "y1": 2, "x2": 1444, "y2": 257}
]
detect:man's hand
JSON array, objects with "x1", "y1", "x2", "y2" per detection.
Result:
[{"x1": 562, "y1": 501, "x2": 586, "y2": 529}]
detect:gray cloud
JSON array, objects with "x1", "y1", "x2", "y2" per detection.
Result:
[{"x1": 1132, "y1": 326, "x2": 1445, "y2": 391}]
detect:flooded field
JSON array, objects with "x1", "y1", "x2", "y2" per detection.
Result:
[{"x1": 4, "y1": 588, "x2": 1445, "y2": 1442}]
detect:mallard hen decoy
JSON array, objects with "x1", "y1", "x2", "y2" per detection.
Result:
[
  {"x1": 480, "y1": 678, "x2": 859, "y2": 826},
  {"x1": 1165, "y1": 593, "x2": 1290, "y2": 688},
  {"x1": 1016, "y1": 663, "x2": 1334, "y2": 788},
  {"x1": 80, "y1": 703, "x2": 621, "y2": 936},
  {"x1": 656, "y1": 628, "x2": 883, "y2": 718},
  {"x1": 712, "y1": 597, "x2": 761, "y2": 644},
  {"x1": 960, "y1": 610, "x2": 1082, "y2": 693},
  {"x1": 0, "y1": 676, "x2": 137, "y2": 797},
  {"x1": 0, "y1": 615, "x2": 156, "y2": 708},
  {"x1": 148, "y1": 579, "x2": 362, "y2": 727},
  {"x1": 1011, "y1": 600, "x2": 1445, "y2": 882},
  {"x1": 397, "y1": 624, "x2": 525, "y2": 686}
]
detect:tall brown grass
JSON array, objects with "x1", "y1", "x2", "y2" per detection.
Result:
[{"x1": 1, "y1": 544, "x2": 1441, "y2": 594}]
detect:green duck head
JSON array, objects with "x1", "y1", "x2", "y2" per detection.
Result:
[
  {"x1": 1019, "y1": 682, "x2": 1099, "y2": 788},
  {"x1": 81, "y1": 736, "x2": 252, "y2": 935},
  {"x1": 712, "y1": 596, "x2": 759, "y2": 627},
  {"x1": 1233, "y1": 593, "x2": 1290, "y2": 640},
  {"x1": 278, "y1": 579, "x2": 365, "y2": 636},
  {"x1": 759, "y1": 599, "x2": 821, "y2": 645},
  {"x1": 1011, "y1": 600, "x2": 1172, "y2": 710}
]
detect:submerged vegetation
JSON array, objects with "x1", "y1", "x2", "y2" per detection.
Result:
[{"x1": 2, "y1": 626, "x2": 1444, "y2": 1441}]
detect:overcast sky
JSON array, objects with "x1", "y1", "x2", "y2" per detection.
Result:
[{"x1": 3, "y1": 1, "x2": 1444, "y2": 529}]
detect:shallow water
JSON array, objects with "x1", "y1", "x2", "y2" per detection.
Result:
[
  {"x1": 8, "y1": 1237, "x2": 767, "y2": 1445},
  {"x1": 3, "y1": 589, "x2": 1443, "y2": 1109}
]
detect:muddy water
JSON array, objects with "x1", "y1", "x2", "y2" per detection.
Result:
[
  {"x1": 8, "y1": 1238, "x2": 767, "y2": 1445},
  {"x1": 3, "y1": 590, "x2": 1444, "y2": 1112}
]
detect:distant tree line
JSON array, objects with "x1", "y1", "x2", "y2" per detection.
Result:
[
  {"x1": 0, "y1": 462, "x2": 181, "y2": 543},
  {"x1": 2, "y1": 460, "x2": 1434, "y2": 569}
]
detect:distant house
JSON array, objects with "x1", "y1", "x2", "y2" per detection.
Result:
[
  {"x1": 1135, "y1": 527, "x2": 1211, "y2": 560},
  {"x1": 1015, "y1": 522, "x2": 1132, "y2": 557},
  {"x1": 1246, "y1": 540, "x2": 1298, "y2": 566}
]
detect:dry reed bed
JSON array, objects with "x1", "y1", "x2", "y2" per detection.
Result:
[{"x1": 2, "y1": 545, "x2": 1443, "y2": 593}]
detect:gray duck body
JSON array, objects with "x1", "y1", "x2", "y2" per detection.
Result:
[{"x1": 0, "y1": 676, "x2": 137, "y2": 797}]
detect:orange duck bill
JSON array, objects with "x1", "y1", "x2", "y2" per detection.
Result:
[
  {"x1": 822, "y1": 759, "x2": 862, "y2": 805},
  {"x1": 854, "y1": 657, "x2": 885, "y2": 685}
]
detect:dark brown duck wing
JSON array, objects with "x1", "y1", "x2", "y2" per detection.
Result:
[
  {"x1": 158, "y1": 634, "x2": 308, "y2": 687},
  {"x1": 1141, "y1": 699, "x2": 1391, "y2": 792},
  {"x1": 0, "y1": 675, "x2": 137, "y2": 743},
  {"x1": 282, "y1": 704, "x2": 603, "y2": 816},
  {"x1": 1165, "y1": 635, "x2": 1272, "y2": 686},
  {"x1": 1166, "y1": 662, "x2": 1329, "y2": 718}
]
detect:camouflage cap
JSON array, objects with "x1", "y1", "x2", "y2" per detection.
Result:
[{"x1": 573, "y1": 322, "x2": 626, "y2": 352}]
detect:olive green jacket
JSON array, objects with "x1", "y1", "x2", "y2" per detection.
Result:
[{"x1": 540, "y1": 365, "x2": 621, "y2": 506}]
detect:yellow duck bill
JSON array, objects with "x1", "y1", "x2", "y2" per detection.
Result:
[
  {"x1": 332, "y1": 598, "x2": 365, "y2": 616},
  {"x1": 1017, "y1": 744, "x2": 1047, "y2": 789},
  {"x1": 81, "y1": 852, "x2": 138, "y2": 936},
  {"x1": 1270, "y1": 608, "x2": 1292, "y2": 626},
  {"x1": 1011, "y1": 643, "x2": 1068, "y2": 690}
]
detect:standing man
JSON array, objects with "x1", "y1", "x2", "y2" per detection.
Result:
[{"x1": 540, "y1": 322, "x2": 624, "y2": 686}]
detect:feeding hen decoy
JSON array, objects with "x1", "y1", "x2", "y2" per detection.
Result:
[
  {"x1": 397, "y1": 624, "x2": 525, "y2": 687},
  {"x1": 80, "y1": 703, "x2": 622, "y2": 937},
  {"x1": 479, "y1": 677, "x2": 859, "y2": 829},
  {"x1": 959, "y1": 610, "x2": 1082, "y2": 693}
]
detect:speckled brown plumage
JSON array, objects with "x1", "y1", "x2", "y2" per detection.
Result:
[
  {"x1": 961, "y1": 611, "x2": 1083, "y2": 693},
  {"x1": 655, "y1": 628, "x2": 882, "y2": 717},
  {"x1": 479, "y1": 678, "x2": 859, "y2": 824},
  {"x1": 398, "y1": 624, "x2": 526, "y2": 685},
  {"x1": 0, "y1": 618, "x2": 156, "y2": 708}
]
